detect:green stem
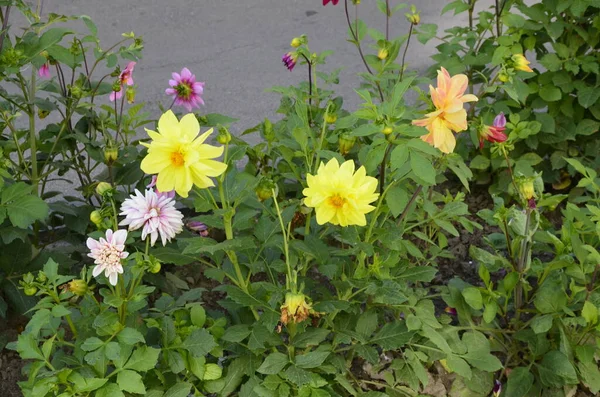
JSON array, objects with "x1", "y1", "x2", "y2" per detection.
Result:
[
  {"x1": 29, "y1": 68, "x2": 38, "y2": 194},
  {"x1": 514, "y1": 207, "x2": 532, "y2": 320},
  {"x1": 398, "y1": 23, "x2": 414, "y2": 83},
  {"x1": 272, "y1": 190, "x2": 294, "y2": 291},
  {"x1": 312, "y1": 103, "x2": 333, "y2": 173}
]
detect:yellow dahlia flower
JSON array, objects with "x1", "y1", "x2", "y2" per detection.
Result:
[
  {"x1": 140, "y1": 111, "x2": 227, "y2": 198},
  {"x1": 302, "y1": 158, "x2": 379, "y2": 227},
  {"x1": 412, "y1": 67, "x2": 478, "y2": 154}
]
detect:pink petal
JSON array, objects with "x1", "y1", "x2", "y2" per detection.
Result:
[{"x1": 180, "y1": 67, "x2": 192, "y2": 80}]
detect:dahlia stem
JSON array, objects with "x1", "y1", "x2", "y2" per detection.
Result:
[
  {"x1": 514, "y1": 206, "x2": 532, "y2": 321},
  {"x1": 311, "y1": 103, "x2": 333, "y2": 173},
  {"x1": 300, "y1": 54, "x2": 313, "y2": 109},
  {"x1": 385, "y1": 0, "x2": 390, "y2": 41},
  {"x1": 272, "y1": 189, "x2": 294, "y2": 292},
  {"x1": 398, "y1": 23, "x2": 414, "y2": 84}
]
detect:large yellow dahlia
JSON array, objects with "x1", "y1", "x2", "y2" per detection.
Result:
[
  {"x1": 140, "y1": 111, "x2": 227, "y2": 197},
  {"x1": 412, "y1": 67, "x2": 478, "y2": 154},
  {"x1": 302, "y1": 158, "x2": 379, "y2": 227}
]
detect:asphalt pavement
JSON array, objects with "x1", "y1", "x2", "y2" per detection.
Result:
[{"x1": 50, "y1": 0, "x2": 493, "y2": 134}]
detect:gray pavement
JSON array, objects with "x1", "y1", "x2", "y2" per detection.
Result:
[{"x1": 50, "y1": 0, "x2": 493, "y2": 134}]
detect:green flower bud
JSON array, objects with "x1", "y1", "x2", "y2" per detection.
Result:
[
  {"x1": 291, "y1": 37, "x2": 302, "y2": 48},
  {"x1": 24, "y1": 286, "x2": 38, "y2": 296},
  {"x1": 67, "y1": 279, "x2": 88, "y2": 296},
  {"x1": 37, "y1": 271, "x2": 47, "y2": 283},
  {"x1": 95, "y1": 182, "x2": 113, "y2": 196},
  {"x1": 104, "y1": 147, "x2": 118, "y2": 164},
  {"x1": 126, "y1": 86, "x2": 136, "y2": 104},
  {"x1": 338, "y1": 133, "x2": 357, "y2": 156},
  {"x1": 382, "y1": 126, "x2": 393, "y2": 135},
  {"x1": 217, "y1": 127, "x2": 232, "y2": 144},
  {"x1": 255, "y1": 178, "x2": 276, "y2": 201},
  {"x1": 37, "y1": 109, "x2": 50, "y2": 119},
  {"x1": 90, "y1": 210, "x2": 103, "y2": 225},
  {"x1": 377, "y1": 48, "x2": 389, "y2": 60},
  {"x1": 325, "y1": 113, "x2": 337, "y2": 124},
  {"x1": 149, "y1": 261, "x2": 161, "y2": 274},
  {"x1": 70, "y1": 84, "x2": 83, "y2": 99}
]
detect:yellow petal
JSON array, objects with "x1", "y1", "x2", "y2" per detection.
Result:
[
  {"x1": 158, "y1": 110, "x2": 180, "y2": 138},
  {"x1": 141, "y1": 152, "x2": 171, "y2": 174},
  {"x1": 179, "y1": 113, "x2": 200, "y2": 141},
  {"x1": 315, "y1": 205, "x2": 336, "y2": 225},
  {"x1": 197, "y1": 144, "x2": 224, "y2": 159}
]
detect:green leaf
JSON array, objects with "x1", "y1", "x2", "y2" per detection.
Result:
[
  {"x1": 356, "y1": 311, "x2": 378, "y2": 338},
  {"x1": 386, "y1": 185, "x2": 408, "y2": 217},
  {"x1": 222, "y1": 325, "x2": 252, "y2": 343},
  {"x1": 537, "y1": 350, "x2": 578, "y2": 387},
  {"x1": 461, "y1": 287, "x2": 483, "y2": 310},
  {"x1": 16, "y1": 333, "x2": 44, "y2": 360},
  {"x1": 410, "y1": 152, "x2": 436, "y2": 185},
  {"x1": 117, "y1": 370, "x2": 146, "y2": 394},
  {"x1": 582, "y1": 301, "x2": 598, "y2": 325},
  {"x1": 578, "y1": 86, "x2": 600, "y2": 108},
  {"x1": 534, "y1": 282, "x2": 567, "y2": 314},
  {"x1": 576, "y1": 119, "x2": 599, "y2": 136},
  {"x1": 257, "y1": 352, "x2": 289, "y2": 375},
  {"x1": 462, "y1": 332, "x2": 502, "y2": 372},
  {"x1": 470, "y1": 155, "x2": 490, "y2": 170},
  {"x1": 187, "y1": 355, "x2": 206, "y2": 379},
  {"x1": 578, "y1": 361, "x2": 600, "y2": 394},
  {"x1": 540, "y1": 53, "x2": 561, "y2": 72},
  {"x1": 295, "y1": 351, "x2": 330, "y2": 369},
  {"x1": 203, "y1": 363, "x2": 222, "y2": 380},
  {"x1": 539, "y1": 85, "x2": 562, "y2": 102},
  {"x1": 117, "y1": 328, "x2": 145, "y2": 345},
  {"x1": 125, "y1": 346, "x2": 160, "y2": 371},
  {"x1": 531, "y1": 314, "x2": 553, "y2": 334},
  {"x1": 506, "y1": 367, "x2": 534, "y2": 397},
  {"x1": 96, "y1": 383, "x2": 126, "y2": 397},
  {"x1": 182, "y1": 328, "x2": 216, "y2": 357},
  {"x1": 370, "y1": 322, "x2": 413, "y2": 350},
  {"x1": 446, "y1": 355, "x2": 472, "y2": 380},
  {"x1": 164, "y1": 383, "x2": 192, "y2": 397},
  {"x1": 190, "y1": 305, "x2": 206, "y2": 328}
]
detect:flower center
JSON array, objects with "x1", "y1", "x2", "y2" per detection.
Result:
[
  {"x1": 328, "y1": 194, "x2": 346, "y2": 209},
  {"x1": 97, "y1": 245, "x2": 121, "y2": 268},
  {"x1": 170, "y1": 151, "x2": 185, "y2": 167},
  {"x1": 175, "y1": 83, "x2": 192, "y2": 99}
]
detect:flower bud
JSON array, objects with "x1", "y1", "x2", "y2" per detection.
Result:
[
  {"x1": 338, "y1": 133, "x2": 356, "y2": 155},
  {"x1": 24, "y1": 286, "x2": 38, "y2": 296},
  {"x1": 383, "y1": 126, "x2": 393, "y2": 135},
  {"x1": 290, "y1": 37, "x2": 302, "y2": 48},
  {"x1": 37, "y1": 271, "x2": 47, "y2": 283},
  {"x1": 511, "y1": 54, "x2": 533, "y2": 73},
  {"x1": 518, "y1": 178, "x2": 535, "y2": 200},
  {"x1": 104, "y1": 146, "x2": 118, "y2": 164},
  {"x1": 126, "y1": 86, "x2": 136, "y2": 104},
  {"x1": 280, "y1": 292, "x2": 318, "y2": 325},
  {"x1": 408, "y1": 13, "x2": 420, "y2": 24},
  {"x1": 325, "y1": 113, "x2": 337, "y2": 124},
  {"x1": 90, "y1": 210, "x2": 103, "y2": 225},
  {"x1": 111, "y1": 81, "x2": 122, "y2": 92},
  {"x1": 67, "y1": 279, "x2": 88, "y2": 296},
  {"x1": 217, "y1": 127, "x2": 232, "y2": 144},
  {"x1": 377, "y1": 48, "x2": 389, "y2": 60},
  {"x1": 70, "y1": 84, "x2": 83, "y2": 99},
  {"x1": 149, "y1": 261, "x2": 161, "y2": 274},
  {"x1": 255, "y1": 178, "x2": 276, "y2": 201},
  {"x1": 187, "y1": 221, "x2": 209, "y2": 237},
  {"x1": 37, "y1": 109, "x2": 50, "y2": 119},
  {"x1": 96, "y1": 182, "x2": 113, "y2": 196},
  {"x1": 498, "y1": 72, "x2": 510, "y2": 83}
]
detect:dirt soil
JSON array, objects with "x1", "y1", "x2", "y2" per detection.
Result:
[{"x1": 0, "y1": 315, "x2": 28, "y2": 397}]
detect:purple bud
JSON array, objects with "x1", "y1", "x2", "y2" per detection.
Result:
[
  {"x1": 492, "y1": 380, "x2": 502, "y2": 396},
  {"x1": 493, "y1": 112, "x2": 506, "y2": 128},
  {"x1": 187, "y1": 221, "x2": 209, "y2": 237}
]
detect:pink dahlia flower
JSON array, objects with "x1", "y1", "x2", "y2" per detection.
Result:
[
  {"x1": 187, "y1": 221, "x2": 209, "y2": 237},
  {"x1": 110, "y1": 61, "x2": 136, "y2": 102},
  {"x1": 165, "y1": 67, "x2": 205, "y2": 112},
  {"x1": 323, "y1": 0, "x2": 339, "y2": 4},
  {"x1": 87, "y1": 229, "x2": 129, "y2": 286},
  {"x1": 282, "y1": 52, "x2": 298, "y2": 71},
  {"x1": 147, "y1": 175, "x2": 175, "y2": 199},
  {"x1": 38, "y1": 63, "x2": 50, "y2": 79},
  {"x1": 119, "y1": 189, "x2": 184, "y2": 246}
]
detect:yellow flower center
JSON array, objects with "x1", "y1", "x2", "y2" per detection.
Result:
[
  {"x1": 170, "y1": 151, "x2": 185, "y2": 167},
  {"x1": 328, "y1": 194, "x2": 346, "y2": 209}
]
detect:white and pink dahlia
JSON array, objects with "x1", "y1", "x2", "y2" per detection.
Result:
[
  {"x1": 165, "y1": 67, "x2": 205, "y2": 111},
  {"x1": 119, "y1": 189, "x2": 184, "y2": 246},
  {"x1": 87, "y1": 229, "x2": 129, "y2": 286}
]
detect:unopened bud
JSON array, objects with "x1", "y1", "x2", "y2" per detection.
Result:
[
  {"x1": 104, "y1": 147, "x2": 118, "y2": 164},
  {"x1": 517, "y1": 178, "x2": 535, "y2": 200},
  {"x1": 407, "y1": 13, "x2": 420, "y2": 25},
  {"x1": 37, "y1": 271, "x2": 47, "y2": 283},
  {"x1": 70, "y1": 84, "x2": 83, "y2": 99},
  {"x1": 291, "y1": 37, "x2": 302, "y2": 48},
  {"x1": 126, "y1": 86, "x2": 135, "y2": 104},
  {"x1": 325, "y1": 113, "x2": 337, "y2": 124},
  {"x1": 37, "y1": 109, "x2": 50, "y2": 119},
  {"x1": 383, "y1": 126, "x2": 393, "y2": 135},
  {"x1": 24, "y1": 286, "x2": 38, "y2": 296},
  {"x1": 217, "y1": 127, "x2": 232, "y2": 144},
  {"x1": 67, "y1": 279, "x2": 88, "y2": 296},
  {"x1": 377, "y1": 48, "x2": 389, "y2": 60},
  {"x1": 498, "y1": 72, "x2": 510, "y2": 83},
  {"x1": 338, "y1": 133, "x2": 356, "y2": 155},
  {"x1": 95, "y1": 182, "x2": 113, "y2": 196},
  {"x1": 90, "y1": 210, "x2": 103, "y2": 225},
  {"x1": 111, "y1": 81, "x2": 122, "y2": 92},
  {"x1": 255, "y1": 178, "x2": 276, "y2": 201},
  {"x1": 149, "y1": 261, "x2": 161, "y2": 274}
]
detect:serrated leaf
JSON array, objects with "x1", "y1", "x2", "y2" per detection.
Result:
[{"x1": 257, "y1": 352, "x2": 289, "y2": 375}]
